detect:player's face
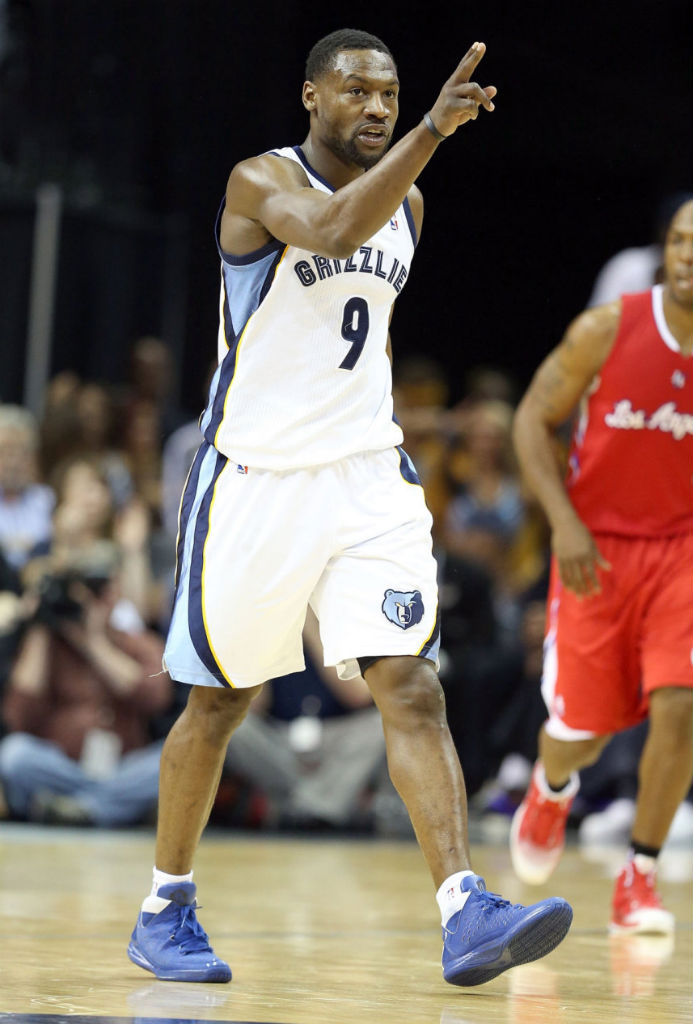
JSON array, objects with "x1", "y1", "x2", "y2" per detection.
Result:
[
  {"x1": 310, "y1": 50, "x2": 399, "y2": 170},
  {"x1": 664, "y1": 201, "x2": 693, "y2": 307}
]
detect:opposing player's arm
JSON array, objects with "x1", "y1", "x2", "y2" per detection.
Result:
[
  {"x1": 514, "y1": 301, "x2": 620, "y2": 520},
  {"x1": 513, "y1": 302, "x2": 620, "y2": 595},
  {"x1": 222, "y1": 44, "x2": 489, "y2": 259},
  {"x1": 518, "y1": 302, "x2": 621, "y2": 431}
]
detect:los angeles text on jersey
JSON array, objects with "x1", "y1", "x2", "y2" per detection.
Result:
[
  {"x1": 294, "y1": 245, "x2": 409, "y2": 293},
  {"x1": 605, "y1": 400, "x2": 693, "y2": 441}
]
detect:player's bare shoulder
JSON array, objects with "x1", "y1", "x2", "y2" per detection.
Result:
[
  {"x1": 221, "y1": 153, "x2": 310, "y2": 255},
  {"x1": 522, "y1": 300, "x2": 623, "y2": 425},
  {"x1": 559, "y1": 299, "x2": 622, "y2": 375}
]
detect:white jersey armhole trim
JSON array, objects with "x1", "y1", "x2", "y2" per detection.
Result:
[{"x1": 652, "y1": 284, "x2": 682, "y2": 353}]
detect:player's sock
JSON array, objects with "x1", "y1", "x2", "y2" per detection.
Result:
[
  {"x1": 141, "y1": 867, "x2": 194, "y2": 913},
  {"x1": 629, "y1": 841, "x2": 660, "y2": 874},
  {"x1": 541, "y1": 764, "x2": 574, "y2": 798},
  {"x1": 436, "y1": 870, "x2": 476, "y2": 925}
]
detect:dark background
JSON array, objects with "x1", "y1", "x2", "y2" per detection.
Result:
[{"x1": 1, "y1": 0, "x2": 691, "y2": 413}]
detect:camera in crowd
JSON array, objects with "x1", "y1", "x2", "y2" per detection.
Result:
[{"x1": 32, "y1": 542, "x2": 119, "y2": 627}]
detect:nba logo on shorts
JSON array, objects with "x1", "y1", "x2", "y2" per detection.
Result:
[{"x1": 382, "y1": 588, "x2": 424, "y2": 629}]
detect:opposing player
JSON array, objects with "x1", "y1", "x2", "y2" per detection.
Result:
[
  {"x1": 510, "y1": 198, "x2": 693, "y2": 932},
  {"x1": 127, "y1": 29, "x2": 572, "y2": 987}
]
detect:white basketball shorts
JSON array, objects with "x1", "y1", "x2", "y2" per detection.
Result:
[{"x1": 164, "y1": 440, "x2": 440, "y2": 688}]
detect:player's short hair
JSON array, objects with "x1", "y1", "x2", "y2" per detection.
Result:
[{"x1": 305, "y1": 29, "x2": 395, "y2": 81}]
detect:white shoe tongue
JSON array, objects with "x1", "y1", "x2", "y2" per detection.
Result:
[{"x1": 141, "y1": 894, "x2": 173, "y2": 914}]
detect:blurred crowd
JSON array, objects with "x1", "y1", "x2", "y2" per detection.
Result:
[{"x1": 0, "y1": 333, "x2": 651, "y2": 838}]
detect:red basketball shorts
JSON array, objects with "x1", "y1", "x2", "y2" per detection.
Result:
[{"x1": 542, "y1": 531, "x2": 693, "y2": 737}]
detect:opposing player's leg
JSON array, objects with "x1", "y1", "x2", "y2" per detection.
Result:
[
  {"x1": 610, "y1": 686, "x2": 693, "y2": 934},
  {"x1": 364, "y1": 655, "x2": 572, "y2": 987},
  {"x1": 128, "y1": 685, "x2": 260, "y2": 982},
  {"x1": 631, "y1": 687, "x2": 693, "y2": 850},
  {"x1": 511, "y1": 541, "x2": 636, "y2": 886},
  {"x1": 611, "y1": 534, "x2": 693, "y2": 934},
  {"x1": 510, "y1": 728, "x2": 608, "y2": 885}
]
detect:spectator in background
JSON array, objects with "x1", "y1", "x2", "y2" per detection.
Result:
[
  {"x1": 28, "y1": 455, "x2": 158, "y2": 628},
  {"x1": 435, "y1": 474, "x2": 549, "y2": 800},
  {"x1": 118, "y1": 397, "x2": 164, "y2": 525},
  {"x1": 435, "y1": 536, "x2": 515, "y2": 798},
  {"x1": 38, "y1": 367, "x2": 175, "y2": 628},
  {"x1": 0, "y1": 405, "x2": 54, "y2": 571},
  {"x1": 473, "y1": 585, "x2": 557, "y2": 818},
  {"x1": 392, "y1": 355, "x2": 452, "y2": 532},
  {"x1": 39, "y1": 372, "x2": 84, "y2": 476},
  {"x1": 222, "y1": 609, "x2": 392, "y2": 833},
  {"x1": 0, "y1": 539, "x2": 170, "y2": 826},
  {"x1": 0, "y1": 545, "x2": 24, "y2": 709},
  {"x1": 462, "y1": 365, "x2": 518, "y2": 407},
  {"x1": 444, "y1": 399, "x2": 527, "y2": 643},
  {"x1": 39, "y1": 373, "x2": 134, "y2": 509},
  {"x1": 76, "y1": 381, "x2": 134, "y2": 508},
  {"x1": 116, "y1": 335, "x2": 187, "y2": 446}
]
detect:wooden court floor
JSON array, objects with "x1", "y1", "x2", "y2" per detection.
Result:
[{"x1": 0, "y1": 822, "x2": 691, "y2": 1024}]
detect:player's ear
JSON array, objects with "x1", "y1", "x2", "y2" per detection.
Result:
[{"x1": 302, "y1": 81, "x2": 317, "y2": 112}]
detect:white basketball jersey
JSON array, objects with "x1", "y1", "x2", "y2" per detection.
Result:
[{"x1": 200, "y1": 145, "x2": 417, "y2": 470}]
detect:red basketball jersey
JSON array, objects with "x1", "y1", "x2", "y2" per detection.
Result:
[{"x1": 566, "y1": 286, "x2": 693, "y2": 537}]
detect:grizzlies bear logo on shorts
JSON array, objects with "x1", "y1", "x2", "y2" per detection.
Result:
[{"x1": 382, "y1": 589, "x2": 425, "y2": 630}]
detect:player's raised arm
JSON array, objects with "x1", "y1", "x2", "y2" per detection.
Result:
[
  {"x1": 426, "y1": 41, "x2": 497, "y2": 136},
  {"x1": 222, "y1": 43, "x2": 494, "y2": 259}
]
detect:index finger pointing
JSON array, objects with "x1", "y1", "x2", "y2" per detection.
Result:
[{"x1": 454, "y1": 41, "x2": 487, "y2": 83}]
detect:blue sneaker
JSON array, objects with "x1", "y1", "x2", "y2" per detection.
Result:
[
  {"x1": 127, "y1": 882, "x2": 232, "y2": 982},
  {"x1": 442, "y1": 874, "x2": 572, "y2": 986}
]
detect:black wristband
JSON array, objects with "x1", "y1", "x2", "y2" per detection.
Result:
[{"x1": 423, "y1": 111, "x2": 447, "y2": 142}]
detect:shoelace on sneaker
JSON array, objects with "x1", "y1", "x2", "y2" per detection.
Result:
[
  {"x1": 471, "y1": 877, "x2": 521, "y2": 912},
  {"x1": 478, "y1": 889, "x2": 521, "y2": 913},
  {"x1": 444, "y1": 887, "x2": 522, "y2": 937},
  {"x1": 169, "y1": 903, "x2": 215, "y2": 954}
]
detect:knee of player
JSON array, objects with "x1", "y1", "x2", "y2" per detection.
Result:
[
  {"x1": 650, "y1": 686, "x2": 693, "y2": 744},
  {"x1": 374, "y1": 658, "x2": 446, "y2": 728},
  {"x1": 186, "y1": 683, "x2": 261, "y2": 735}
]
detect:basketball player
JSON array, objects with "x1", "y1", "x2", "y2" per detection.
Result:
[
  {"x1": 127, "y1": 29, "x2": 572, "y2": 986},
  {"x1": 510, "y1": 198, "x2": 693, "y2": 932}
]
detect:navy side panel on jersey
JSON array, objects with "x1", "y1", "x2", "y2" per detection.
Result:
[{"x1": 200, "y1": 200, "x2": 285, "y2": 441}]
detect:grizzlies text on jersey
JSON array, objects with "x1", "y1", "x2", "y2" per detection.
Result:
[{"x1": 200, "y1": 146, "x2": 417, "y2": 470}]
